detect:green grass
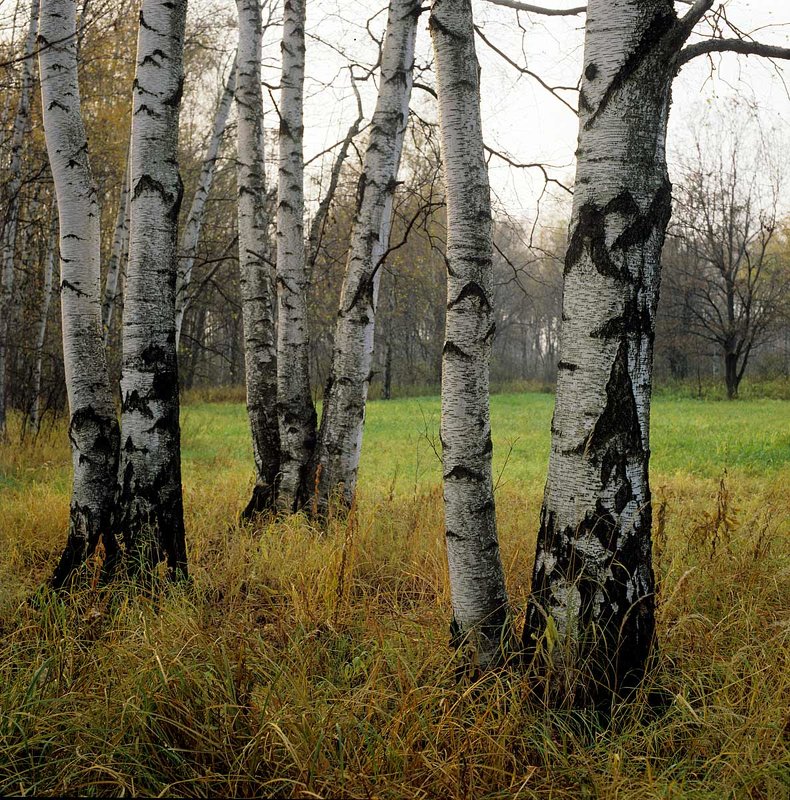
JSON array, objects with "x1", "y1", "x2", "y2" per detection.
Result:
[
  {"x1": 179, "y1": 392, "x2": 790, "y2": 491},
  {"x1": 1, "y1": 392, "x2": 788, "y2": 798}
]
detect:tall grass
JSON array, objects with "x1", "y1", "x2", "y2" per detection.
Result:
[{"x1": 0, "y1": 396, "x2": 788, "y2": 797}]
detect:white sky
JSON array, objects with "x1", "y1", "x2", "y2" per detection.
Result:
[{"x1": 255, "y1": 0, "x2": 790, "y2": 226}]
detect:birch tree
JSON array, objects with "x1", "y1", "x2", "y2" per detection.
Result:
[
  {"x1": 38, "y1": 0, "x2": 121, "y2": 587},
  {"x1": 276, "y1": 0, "x2": 316, "y2": 511},
  {"x1": 29, "y1": 210, "x2": 57, "y2": 434},
  {"x1": 0, "y1": 0, "x2": 39, "y2": 435},
  {"x1": 175, "y1": 59, "x2": 237, "y2": 349},
  {"x1": 430, "y1": 0, "x2": 510, "y2": 671},
  {"x1": 102, "y1": 152, "x2": 130, "y2": 346},
  {"x1": 236, "y1": 0, "x2": 280, "y2": 517},
  {"x1": 117, "y1": 0, "x2": 188, "y2": 577},
  {"x1": 309, "y1": 0, "x2": 420, "y2": 512},
  {"x1": 522, "y1": 0, "x2": 790, "y2": 701}
]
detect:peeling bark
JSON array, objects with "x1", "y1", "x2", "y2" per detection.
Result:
[
  {"x1": 236, "y1": 0, "x2": 280, "y2": 517},
  {"x1": 39, "y1": 0, "x2": 121, "y2": 588},
  {"x1": 308, "y1": 0, "x2": 420, "y2": 512},
  {"x1": 0, "y1": 0, "x2": 39, "y2": 435},
  {"x1": 431, "y1": 0, "x2": 510, "y2": 671},
  {"x1": 523, "y1": 0, "x2": 685, "y2": 702},
  {"x1": 275, "y1": 0, "x2": 316, "y2": 511},
  {"x1": 175, "y1": 59, "x2": 237, "y2": 349},
  {"x1": 118, "y1": 0, "x2": 188, "y2": 578}
]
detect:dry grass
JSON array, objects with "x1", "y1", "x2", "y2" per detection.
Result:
[{"x1": 0, "y1": 398, "x2": 788, "y2": 798}]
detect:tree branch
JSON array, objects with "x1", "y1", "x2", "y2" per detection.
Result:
[
  {"x1": 484, "y1": 0, "x2": 586, "y2": 16},
  {"x1": 678, "y1": 38, "x2": 790, "y2": 67}
]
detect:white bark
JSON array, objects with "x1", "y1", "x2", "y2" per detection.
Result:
[
  {"x1": 118, "y1": 0, "x2": 188, "y2": 577},
  {"x1": 0, "y1": 0, "x2": 39, "y2": 434},
  {"x1": 523, "y1": 0, "x2": 684, "y2": 698},
  {"x1": 39, "y1": 0, "x2": 121, "y2": 587},
  {"x1": 102, "y1": 149, "x2": 130, "y2": 347},
  {"x1": 431, "y1": 0, "x2": 510, "y2": 671},
  {"x1": 236, "y1": 0, "x2": 280, "y2": 516},
  {"x1": 310, "y1": 0, "x2": 419, "y2": 510},
  {"x1": 29, "y1": 209, "x2": 57, "y2": 434},
  {"x1": 276, "y1": 0, "x2": 316, "y2": 511},
  {"x1": 175, "y1": 59, "x2": 237, "y2": 349}
]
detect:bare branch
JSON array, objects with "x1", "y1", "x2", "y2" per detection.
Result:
[
  {"x1": 474, "y1": 25, "x2": 578, "y2": 114},
  {"x1": 484, "y1": 0, "x2": 585, "y2": 16},
  {"x1": 678, "y1": 38, "x2": 790, "y2": 67}
]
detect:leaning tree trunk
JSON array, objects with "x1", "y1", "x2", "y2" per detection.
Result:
[
  {"x1": 236, "y1": 0, "x2": 280, "y2": 518},
  {"x1": 430, "y1": 0, "x2": 510, "y2": 672},
  {"x1": 275, "y1": 0, "x2": 316, "y2": 511},
  {"x1": 0, "y1": 0, "x2": 39, "y2": 435},
  {"x1": 175, "y1": 59, "x2": 237, "y2": 349},
  {"x1": 522, "y1": 0, "x2": 693, "y2": 703},
  {"x1": 102, "y1": 149, "x2": 130, "y2": 347},
  {"x1": 308, "y1": 0, "x2": 420, "y2": 512},
  {"x1": 39, "y1": 0, "x2": 121, "y2": 588},
  {"x1": 29, "y1": 209, "x2": 57, "y2": 434},
  {"x1": 118, "y1": 0, "x2": 188, "y2": 578}
]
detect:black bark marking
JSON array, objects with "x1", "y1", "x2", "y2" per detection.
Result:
[
  {"x1": 565, "y1": 191, "x2": 639, "y2": 280},
  {"x1": 443, "y1": 340, "x2": 473, "y2": 361},
  {"x1": 612, "y1": 181, "x2": 672, "y2": 253},
  {"x1": 445, "y1": 465, "x2": 483, "y2": 482},
  {"x1": 447, "y1": 281, "x2": 491, "y2": 311},
  {"x1": 584, "y1": 9, "x2": 676, "y2": 130}
]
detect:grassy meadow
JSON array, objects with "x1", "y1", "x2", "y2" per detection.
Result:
[{"x1": 0, "y1": 391, "x2": 788, "y2": 797}]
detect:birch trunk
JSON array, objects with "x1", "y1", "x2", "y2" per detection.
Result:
[
  {"x1": 39, "y1": 0, "x2": 121, "y2": 588},
  {"x1": 0, "y1": 0, "x2": 39, "y2": 435},
  {"x1": 175, "y1": 60, "x2": 237, "y2": 349},
  {"x1": 309, "y1": 0, "x2": 420, "y2": 511},
  {"x1": 275, "y1": 0, "x2": 316, "y2": 511},
  {"x1": 118, "y1": 0, "x2": 188, "y2": 578},
  {"x1": 236, "y1": 0, "x2": 280, "y2": 517},
  {"x1": 29, "y1": 210, "x2": 57, "y2": 434},
  {"x1": 522, "y1": 0, "x2": 695, "y2": 701},
  {"x1": 102, "y1": 151, "x2": 130, "y2": 347},
  {"x1": 430, "y1": 0, "x2": 510, "y2": 672}
]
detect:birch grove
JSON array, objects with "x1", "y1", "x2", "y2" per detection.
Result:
[
  {"x1": 276, "y1": 0, "x2": 316, "y2": 511},
  {"x1": 175, "y1": 60, "x2": 237, "y2": 349},
  {"x1": 431, "y1": 0, "x2": 510, "y2": 671},
  {"x1": 0, "y1": 0, "x2": 39, "y2": 435},
  {"x1": 38, "y1": 0, "x2": 121, "y2": 587},
  {"x1": 309, "y1": 0, "x2": 420, "y2": 512},
  {"x1": 236, "y1": 0, "x2": 280, "y2": 517},
  {"x1": 118, "y1": 0, "x2": 189, "y2": 577}
]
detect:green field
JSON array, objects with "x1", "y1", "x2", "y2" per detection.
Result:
[{"x1": 0, "y1": 394, "x2": 788, "y2": 797}]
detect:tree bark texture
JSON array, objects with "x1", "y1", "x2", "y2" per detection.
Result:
[
  {"x1": 523, "y1": 0, "x2": 689, "y2": 701},
  {"x1": 236, "y1": 0, "x2": 280, "y2": 517},
  {"x1": 276, "y1": 0, "x2": 316, "y2": 511},
  {"x1": 309, "y1": 0, "x2": 420, "y2": 511},
  {"x1": 175, "y1": 60, "x2": 237, "y2": 349},
  {"x1": 0, "y1": 0, "x2": 40, "y2": 434},
  {"x1": 431, "y1": 0, "x2": 510, "y2": 671},
  {"x1": 39, "y1": 0, "x2": 121, "y2": 588},
  {"x1": 102, "y1": 149, "x2": 130, "y2": 347},
  {"x1": 118, "y1": 0, "x2": 188, "y2": 578}
]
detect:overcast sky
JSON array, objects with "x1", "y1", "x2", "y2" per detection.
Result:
[{"x1": 256, "y1": 0, "x2": 790, "y2": 226}]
